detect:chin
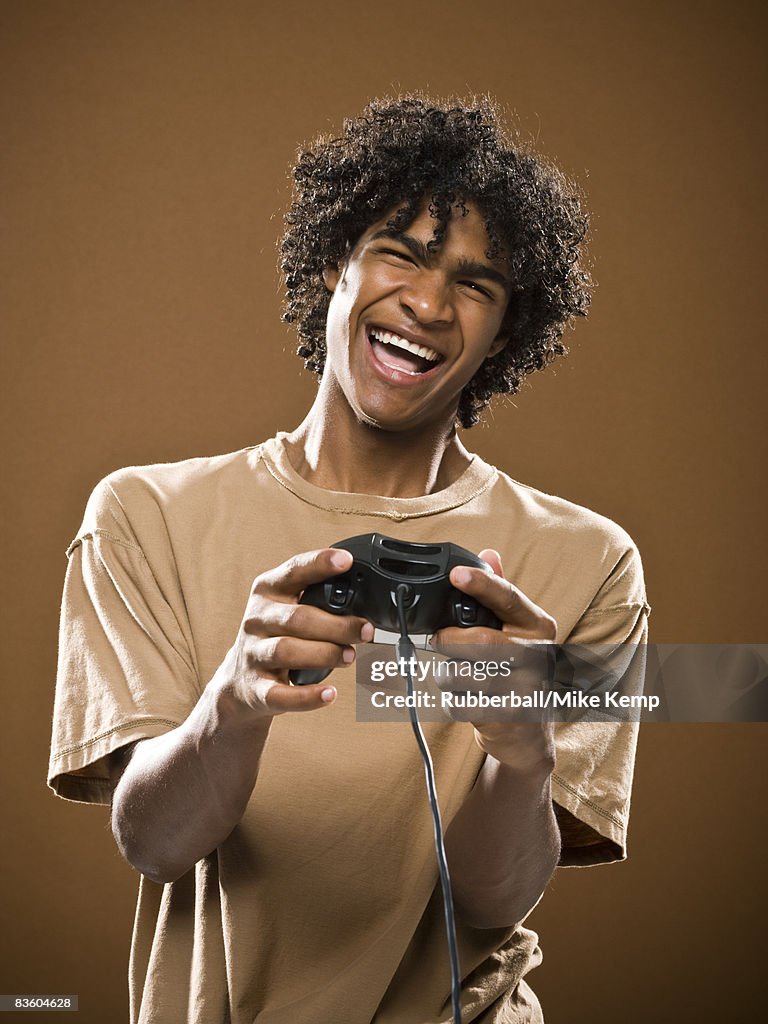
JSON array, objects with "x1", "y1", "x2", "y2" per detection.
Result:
[
  {"x1": 354, "y1": 398, "x2": 455, "y2": 437},
  {"x1": 356, "y1": 409, "x2": 413, "y2": 434}
]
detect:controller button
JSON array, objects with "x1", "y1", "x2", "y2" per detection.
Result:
[
  {"x1": 459, "y1": 601, "x2": 477, "y2": 625},
  {"x1": 329, "y1": 583, "x2": 349, "y2": 608}
]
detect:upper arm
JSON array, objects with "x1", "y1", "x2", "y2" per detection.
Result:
[
  {"x1": 551, "y1": 532, "x2": 650, "y2": 866},
  {"x1": 48, "y1": 476, "x2": 198, "y2": 806}
]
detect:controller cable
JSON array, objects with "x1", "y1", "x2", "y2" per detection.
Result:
[{"x1": 394, "y1": 583, "x2": 462, "y2": 1024}]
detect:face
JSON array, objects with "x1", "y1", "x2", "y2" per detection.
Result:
[{"x1": 321, "y1": 202, "x2": 511, "y2": 433}]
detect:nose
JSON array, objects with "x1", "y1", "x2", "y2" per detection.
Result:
[{"x1": 399, "y1": 270, "x2": 454, "y2": 326}]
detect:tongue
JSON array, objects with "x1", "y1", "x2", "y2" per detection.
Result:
[{"x1": 370, "y1": 338, "x2": 431, "y2": 373}]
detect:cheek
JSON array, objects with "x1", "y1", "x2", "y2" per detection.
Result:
[
  {"x1": 325, "y1": 283, "x2": 357, "y2": 340},
  {"x1": 328, "y1": 267, "x2": 368, "y2": 318},
  {"x1": 462, "y1": 311, "x2": 506, "y2": 359},
  {"x1": 323, "y1": 276, "x2": 371, "y2": 379}
]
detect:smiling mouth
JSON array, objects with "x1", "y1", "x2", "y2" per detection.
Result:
[{"x1": 367, "y1": 327, "x2": 443, "y2": 376}]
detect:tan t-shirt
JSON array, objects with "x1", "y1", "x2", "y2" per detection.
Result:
[{"x1": 48, "y1": 435, "x2": 650, "y2": 1024}]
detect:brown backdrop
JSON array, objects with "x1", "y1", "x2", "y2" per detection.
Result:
[{"x1": 1, "y1": 1, "x2": 766, "y2": 1021}]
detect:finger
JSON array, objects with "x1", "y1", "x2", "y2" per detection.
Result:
[
  {"x1": 431, "y1": 624, "x2": 510, "y2": 648},
  {"x1": 254, "y1": 548, "x2": 353, "y2": 600},
  {"x1": 438, "y1": 697, "x2": 476, "y2": 724},
  {"x1": 433, "y1": 677, "x2": 478, "y2": 723},
  {"x1": 255, "y1": 678, "x2": 338, "y2": 715},
  {"x1": 245, "y1": 601, "x2": 373, "y2": 645},
  {"x1": 448, "y1": 565, "x2": 557, "y2": 640},
  {"x1": 249, "y1": 636, "x2": 356, "y2": 675}
]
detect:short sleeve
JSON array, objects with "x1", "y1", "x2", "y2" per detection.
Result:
[
  {"x1": 551, "y1": 537, "x2": 650, "y2": 867},
  {"x1": 48, "y1": 478, "x2": 201, "y2": 805}
]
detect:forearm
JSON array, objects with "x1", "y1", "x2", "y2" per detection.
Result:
[
  {"x1": 111, "y1": 678, "x2": 272, "y2": 884},
  {"x1": 444, "y1": 754, "x2": 560, "y2": 930}
]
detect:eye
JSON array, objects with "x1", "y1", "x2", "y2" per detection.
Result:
[
  {"x1": 377, "y1": 247, "x2": 415, "y2": 264},
  {"x1": 459, "y1": 280, "x2": 494, "y2": 300}
]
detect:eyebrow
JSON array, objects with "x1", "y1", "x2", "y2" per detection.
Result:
[{"x1": 368, "y1": 228, "x2": 511, "y2": 292}]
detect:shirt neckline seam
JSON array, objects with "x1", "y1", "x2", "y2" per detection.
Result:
[{"x1": 261, "y1": 446, "x2": 497, "y2": 520}]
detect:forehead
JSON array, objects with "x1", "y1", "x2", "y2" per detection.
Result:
[{"x1": 359, "y1": 200, "x2": 495, "y2": 253}]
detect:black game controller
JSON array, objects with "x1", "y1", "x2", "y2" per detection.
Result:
[{"x1": 289, "y1": 534, "x2": 502, "y2": 686}]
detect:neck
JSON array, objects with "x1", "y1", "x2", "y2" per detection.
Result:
[{"x1": 284, "y1": 386, "x2": 472, "y2": 498}]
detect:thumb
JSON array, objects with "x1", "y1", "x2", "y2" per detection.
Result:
[{"x1": 478, "y1": 548, "x2": 504, "y2": 578}]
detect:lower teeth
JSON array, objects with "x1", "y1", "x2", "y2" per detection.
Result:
[
  {"x1": 382, "y1": 359, "x2": 421, "y2": 376},
  {"x1": 370, "y1": 336, "x2": 430, "y2": 375}
]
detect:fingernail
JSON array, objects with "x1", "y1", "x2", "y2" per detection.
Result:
[
  {"x1": 454, "y1": 567, "x2": 471, "y2": 585},
  {"x1": 321, "y1": 687, "x2": 337, "y2": 703},
  {"x1": 361, "y1": 622, "x2": 374, "y2": 642},
  {"x1": 342, "y1": 647, "x2": 355, "y2": 663},
  {"x1": 331, "y1": 550, "x2": 352, "y2": 570}
]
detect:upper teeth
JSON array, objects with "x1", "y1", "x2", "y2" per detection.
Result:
[{"x1": 369, "y1": 329, "x2": 440, "y2": 363}]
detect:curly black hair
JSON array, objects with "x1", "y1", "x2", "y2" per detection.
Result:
[{"x1": 280, "y1": 94, "x2": 592, "y2": 428}]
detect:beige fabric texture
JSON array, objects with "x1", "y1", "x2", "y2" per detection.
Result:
[{"x1": 49, "y1": 434, "x2": 650, "y2": 1024}]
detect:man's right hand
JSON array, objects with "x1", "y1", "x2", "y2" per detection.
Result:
[
  {"x1": 213, "y1": 547, "x2": 374, "y2": 716},
  {"x1": 111, "y1": 548, "x2": 374, "y2": 882}
]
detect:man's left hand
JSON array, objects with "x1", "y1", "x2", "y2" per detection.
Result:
[{"x1": 430, "y1": 549, "x2": 557, "y2": 773}]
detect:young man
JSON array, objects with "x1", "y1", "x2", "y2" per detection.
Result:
[{"x1": 49, "y1": 97, "x2": 649, "y2": 1023}]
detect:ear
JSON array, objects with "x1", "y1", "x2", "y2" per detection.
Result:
[
  {"x1": 486, "y1": 331, "x2": 509, "y2": 360},
  {"x1": 322, "y1": 266, "x2": 340, "y2": 292}
]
